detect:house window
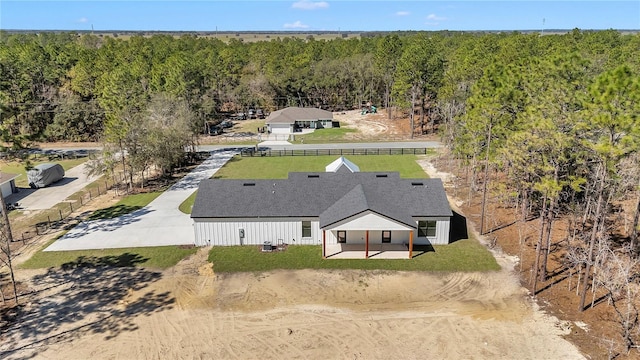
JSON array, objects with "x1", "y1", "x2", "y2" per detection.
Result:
[
  {"x1": 337, "y1": 231, "x2": 346, "y2": 243},
  {"x1": 302, "y1": 221, "x2": 312, "y2": 238},
  {"x1": 382, "y1": 231, "x2": 391, "y2": 243},
  {"x1": 418, "y1": 221, "x2": 437, "y2": 237}
]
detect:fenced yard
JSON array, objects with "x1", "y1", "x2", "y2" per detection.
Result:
[{"x1": 240, "y1": 147, "x2": 430, "y2": 157}]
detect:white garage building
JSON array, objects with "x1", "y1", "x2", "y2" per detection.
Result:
[
  {"x1": 265, "y1": 107, "x2": 335, "y2": 134},
  {"x1": 190, "y1": 158, "x2": 453, "y2": 259},
  {"x1": 0, "y1": 172, "x2": 19, "y2": 199}
]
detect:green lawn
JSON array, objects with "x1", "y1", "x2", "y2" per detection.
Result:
[
  {"x1": 88, "y1": 191, "x2": 162, "y2": 220},
  {"x1": 1, "y1": 157, "x2": 87, "y2": 187},
  {"x1": 208, "y1": 239, "x2": 500, "y2": 273},
  {"x1": 179, "y1": 191, "x2": 197, "y2": 214},
  {"x1": 292, "y1": 128, "x2": 357, "y2": 143},
  {"x1": 213, "y1": 155, "x2": 429, "y2": 179},
  {"x1": 20, "y1": 238, "x2": 197, "y2": 269}
]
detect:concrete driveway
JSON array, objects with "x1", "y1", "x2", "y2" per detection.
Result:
[
  {"x1": 8, "y1": 163, "x2": 99, "y2": 210},
  {"x1": 45, "y1": 150, "x2": 236, "y2": 251}
]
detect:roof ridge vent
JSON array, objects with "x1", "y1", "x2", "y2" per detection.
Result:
[
  {"x1": 376, "y1": 174, "x2": 388, "y2": 178},
  {"x1": 243, "y1": 182, "x2": 256, "y2": 186},
  {"x1": 411, "y1": 181, "x2": 424, "y2": 186},
  {"x1": 308, "y1": 174, "x2": 320, "y2": 178}
]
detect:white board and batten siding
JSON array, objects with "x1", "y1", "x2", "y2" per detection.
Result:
[
  {"x1": 414, "y1": 217, "x2": 450, "y2": 245},
  {"x1": 194, "y1": 217, "x2": 321, "y2": 247}
]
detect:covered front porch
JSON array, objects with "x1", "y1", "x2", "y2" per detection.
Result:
[{"x1": 321, "y1": 228, "x2": 417, "y2": 259}]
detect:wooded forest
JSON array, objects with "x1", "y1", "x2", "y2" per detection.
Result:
[{"x1": 2, "y1": 29, "x2": 640, "y2": 351}]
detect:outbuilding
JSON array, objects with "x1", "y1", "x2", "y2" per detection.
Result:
[{"x1": 0, "y1": 172, "x2": 19, "y2": 199}]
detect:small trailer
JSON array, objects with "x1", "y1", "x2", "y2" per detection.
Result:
[{"x1": 27, "y1": 163, "x2": 65, "y2": 189}]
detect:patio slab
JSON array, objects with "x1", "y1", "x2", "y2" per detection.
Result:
[{"x1": 325, "y1": 244, "x2": 412, "y2": 259}]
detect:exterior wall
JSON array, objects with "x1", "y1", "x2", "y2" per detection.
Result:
[
  {"x1": 194, "y1": 217, "x2": 321, "y2": 247},
  {"x1": 0, "y1": 181, "x2": 14, "y2": 199},
  {"x1": 193, "y1": 215, "x2": 451, "y2": 247},
  {"x1": 412, "y1": 217, "x2": 451, "y2": 245},
  {"x1": 268, "y1": 123, "x2": 292, "y2": 134}
]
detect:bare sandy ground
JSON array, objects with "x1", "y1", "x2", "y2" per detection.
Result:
[{"x1": 1, "y1": 244, "x2": 584, "y2": 360}]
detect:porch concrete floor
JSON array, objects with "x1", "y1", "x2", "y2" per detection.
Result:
[{"x1": 325, "y1": 244, "x2": 411, "y2": 259}]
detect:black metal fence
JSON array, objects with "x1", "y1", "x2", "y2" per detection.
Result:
[
  {"x1": 240, "y1": 148, "x2": 429, "y2": 157},
  {"x1": 12, "y1": 178, "x2": 116, "y2": 244}
]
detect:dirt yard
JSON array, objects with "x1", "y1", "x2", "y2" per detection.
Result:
[
  {"x1": 333, "y1": 109, "x2": 416, "y2": 139},
  {"x1": 0, "y1": 244, "x2": 584, "y2": 360}
]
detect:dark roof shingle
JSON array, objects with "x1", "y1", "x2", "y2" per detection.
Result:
[{"x1": 191, "y1": 172, "x2": 452, "y2": 227}]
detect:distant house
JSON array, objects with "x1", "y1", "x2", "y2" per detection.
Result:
[
  {"x1": 265, "y1": 107, "x2": 335, "y2": 134},
  {"x1": 0, "y1": 172, "x2": 19, "y2": 199},
  {"x1": 190, "y1": 158, "x2": 452, "y2": 258}
]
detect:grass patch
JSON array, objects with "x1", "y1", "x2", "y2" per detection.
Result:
[
  {"x1": 292, "y1": 127, "x2": 357, "y2": 143},
  {"x1": 208, "y1": 238, "x2": 499, "y2": 273},
  {"x1": 179, "y1": 191, "x2": 197, "y2": 214},
  {"x1": 88, "y1": 191, "x2": 162, "y2": 220},
  {"x1": 214, "y1": 155, "x2": 428, "y2": 179},
  {"x1": 20, "y1": 239, "x2": 198, "y2": 270},
  {"x1": 2, "y1": 157, "x2": 87, "y2": 187}
]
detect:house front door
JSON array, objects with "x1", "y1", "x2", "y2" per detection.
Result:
[{"x1": 337, "y1": 231, "x2": 346, "y2": 243}]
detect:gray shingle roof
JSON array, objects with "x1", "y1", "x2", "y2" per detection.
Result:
[
  {"x1": 191, "y1": 172, "x2": 452, "y2": 228},
  {"x1": 266, "y1": 107, "x2": 333, "y2": 124}
]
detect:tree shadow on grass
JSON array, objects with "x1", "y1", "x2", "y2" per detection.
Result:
[{"x1": 0, "y1": 254, "x2": 173, "y2": 360}]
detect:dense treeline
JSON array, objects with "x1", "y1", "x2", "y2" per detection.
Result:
[{"x1": 2, "y1": 30, "x2": 640, "y2": 352}]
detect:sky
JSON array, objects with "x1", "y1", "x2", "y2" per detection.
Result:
[{"x1": 1, "y1": 1, "x2": 639, "y2": 32}]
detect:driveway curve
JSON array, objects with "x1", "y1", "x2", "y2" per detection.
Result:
[{"x1": 44, "y1": 150, "x2": 236, "y2": 251}]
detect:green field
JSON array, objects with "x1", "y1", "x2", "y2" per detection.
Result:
[
  {"x1": 292, "y1": 128, "x2": 357, "y2": 143},
  {"x1": 213, "y1": 154, "x2": 429, "y2": 179},
  {"x1": 20, "y1": 239, "x2": 197, "y2": 269},
  {"x1": 208, "y1": 239, "x2": 499, "y2": 273}
]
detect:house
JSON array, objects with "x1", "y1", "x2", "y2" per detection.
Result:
[
  {"x1": 190, "y1": 158, "x2": 453, "y2": 259},
  {"x1": 265, "y1": 107, "x2": 335, "y2": 134},
  {"x1": 0, "y1": 172, "x2": 19, "y2": 199}
]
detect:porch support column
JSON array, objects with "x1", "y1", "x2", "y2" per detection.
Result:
[
  {"x1": 365, "y1": 230, "x2": 369, "y2": 259},
  {"x1": 322, "y1": 230, "x2": 326, "y2": 259},
  {"x1": 409, "y1": 230, "x2": 414, "y2": 259}
]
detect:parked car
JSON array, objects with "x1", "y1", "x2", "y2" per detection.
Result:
[
  {"x1": 247, "y1": 108, "x2": 257, "y2": 119},
  {"x1": 256, "y1": 109, "x2": 265, "y2": 119},
  {"x1": 208, "y1": 125, "x2": 224, "y2": 136}
]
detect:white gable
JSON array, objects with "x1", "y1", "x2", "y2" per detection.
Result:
[
  {"x1": 325, "y1": 156, "x2": 360, "y2": 173},
  {"x1": 326, "y1": 211, "x2": 413, "y2": 231}
]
